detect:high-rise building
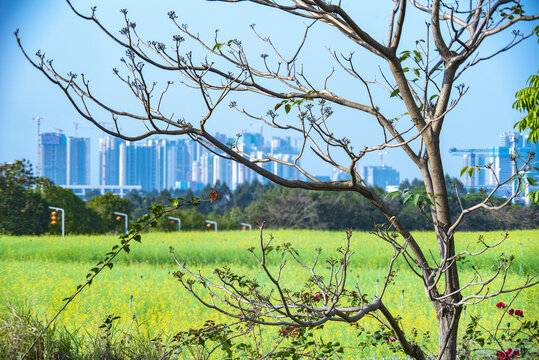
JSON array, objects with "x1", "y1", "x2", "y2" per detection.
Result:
[
  {"x1": 67, "y1": 137, "x2": 90, "y2": 185},
  {"x1": 130, "y1": 139, "x2": 167, "y2": 192},
  {"x1": 212, "y1": 155, "x2": 231, "y2": 185},
  {"x1": 449, "y1": 131, "x2": 539, "y2": 195},
  {"x1": 362, "y1": 165, "x2": 400, "y2": 191},
  {"x1": 40, "y1": 132, "x2": 67, "y2": 185},
  {"x1": 93, "y1": 133, "x2": 302, "y2": 191},
  {"x1": 99, "y1": 136, "x2": 124, "y2": 185}
]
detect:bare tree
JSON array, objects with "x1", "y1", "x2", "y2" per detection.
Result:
[{"x1": 15, "y1": 0, "x2": 539, "y2": 359}]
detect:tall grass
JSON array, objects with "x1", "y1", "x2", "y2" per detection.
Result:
[{"x1": 0, "y1": 230, "x2": 537, "y2": 359}]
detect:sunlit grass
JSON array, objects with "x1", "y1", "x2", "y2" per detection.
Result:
[{"x1": 0, "y1": 229, "x2": 537, "y2": 358}]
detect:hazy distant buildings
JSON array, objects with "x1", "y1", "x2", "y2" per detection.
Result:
[
  {"x1": 67, "y1": 137, "x2": 90, "y2": 185},
  {"x1": 362, "y1": 165, "x2": 400, "y2": 190},
  {"x1": 39, "y1": 132, "x2": 91, "y2": 186},
  {"x1": 450, "y1": 131, "x2": 539, "y2": 195},
  {"x1": 95, "y1": 132, "x2": 300, "y2": 192},
  {"x1": 40, "y1": 132, "x2": 67, "y2": 185},
  {"x1": 37, "y1": 126, "x2": 538, "y2": 201},
  {"x1": 99, "y1": 136, "x2": 123, "y2": 186}
]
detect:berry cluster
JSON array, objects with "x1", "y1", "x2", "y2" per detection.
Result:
[{"x1": 384, "y1": 269, "x2": 400, "y2": 285}]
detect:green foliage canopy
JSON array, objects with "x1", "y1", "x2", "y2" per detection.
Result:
[{"x1": 0, "y1": 160, "x2": 49, "y2": 235}]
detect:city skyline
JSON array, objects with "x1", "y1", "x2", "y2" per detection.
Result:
[
  {"x1": 36, "y1": 130, "x2": 308, "y2": 194},
  {"x1": 32, "y1": 127, "x2": 538, "y2": 200}
]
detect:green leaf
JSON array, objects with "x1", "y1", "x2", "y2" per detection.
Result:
[
  {"x1": 399, "y1": 51, "x2": 410, "y2": 62},
  {"x1": 274, "y1": 102, "x2": 282, "y2": 111},
  {"x1": 284, "y1": 103, "x2": 292, "y2": 114},
  {"x1": 467, "y1": 167, "x2": 475, "y2": 178},
  {"x1": 124, "y1": 245, "x2": 130, "y2": 254},
  {"x1": 134, "y1": 234, "x2": 141, "y2": 243},
  {"x1": 403, "y1": 193, "x2": 413, "y2": 204},
  {"x1": 390, "y1": 88, "x2": 400, "y2": 98},
  {"x1": 527, "y1": 176, "x2": 537, "y2": 186},
  {"x1": 385, "y1": 190, "x2": 402, "y2": 199},
  {"x1": 460, "y1": 166, "x2": 469, "y2": 177},
  {"x1": 529, "y1": 190, "x2": 539, "y2": 204}
]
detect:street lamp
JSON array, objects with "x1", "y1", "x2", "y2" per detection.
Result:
[
  {"x1": 240, "y1": 222, "x2": 252, "y2": 231},
  {"x1": 205, "y1": 220, "x2": 217, "y2": 232},
  {"x1": 49, "y1": 206, "x2": 65, "y2": 237},
  {"x1": 168, "y1": 217, "x2": 181, "y2": 232},
  {"x1": 114, "y1": 212, "x2": 128, "y2": 234}
]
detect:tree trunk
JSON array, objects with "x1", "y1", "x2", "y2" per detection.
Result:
[
  {"x1": 436, "y1": 302, "x2": 462, "y2": 360},
  {"x1": 426, "y1": 134, "x2": 463, "y2": 360}
]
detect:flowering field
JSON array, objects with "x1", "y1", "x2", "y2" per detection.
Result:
[{"x1": 0, "y1": 229, "x2": 537, "y2": 358}]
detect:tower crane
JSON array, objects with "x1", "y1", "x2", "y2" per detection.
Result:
[
  {"x1": 32, "y1": 116, "x2": 50, "y2": 177},
  {"x1": 379, "y1": 151, "x2": 388, "y2": 167}
]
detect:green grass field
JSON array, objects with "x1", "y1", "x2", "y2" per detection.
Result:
[{"x1": 0, "y1": 229, "x2": 537, "y2": 358}]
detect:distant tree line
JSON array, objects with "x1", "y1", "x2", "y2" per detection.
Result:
[{"x1": 1, "y1": 160, "x2": 537, "y2": 236}]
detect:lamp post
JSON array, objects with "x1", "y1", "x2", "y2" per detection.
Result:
[
  {"x1": 205, "y1": 220, "x2": 217, "y2": 232},
  {"x1": 114, "y1": 212, "x2": 128, "y2": 234},
  {"x1": 240, "y1": 222, "x2": 252, "y2": 231},
  {"x1": 49, "y1": 206, "x2": 65, "y2": 237},
  {"x1": 168, "y1": 217, "x2": 181, "y2": 232}
]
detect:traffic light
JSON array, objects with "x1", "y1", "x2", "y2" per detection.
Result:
[{"x1": 51, "y1": 211, "x2": 57, "y2": 226}]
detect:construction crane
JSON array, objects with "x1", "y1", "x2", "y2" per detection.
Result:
[
  {"x1": 448, "y1": 147, "x2": 492, "y2": 155},
  {"x1": 32, "y1": 116, "x2": 50, "y2": 177},
  {"x1": 379, "y1": 151, "x2": 388, "y2": 167},
  {"x1": 448, "y1": 147, "x2": 494, "y2": 166}
]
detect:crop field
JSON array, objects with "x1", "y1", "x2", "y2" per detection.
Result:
[{"x1": 0, "y1": 229, "x2": 537, "y2": 358}]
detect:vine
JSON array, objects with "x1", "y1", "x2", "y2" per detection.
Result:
[{"x1": 22, "y1": 191, "x2": 222, "y2": 359}]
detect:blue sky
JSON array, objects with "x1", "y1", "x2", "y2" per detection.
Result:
[{"x1": 1, "y1": 0, "x2": 538, "y2": 185}]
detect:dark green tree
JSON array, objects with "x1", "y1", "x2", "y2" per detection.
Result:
[
  {"x1": 0, "y1": 160, "x2": 49, "y2": 235},
  {"x1": 37, "y1": 180, "x2": 102, "y2": 235},
  {"x1": 87, "y1": 193, "x2": 131, "y2": 233}
]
